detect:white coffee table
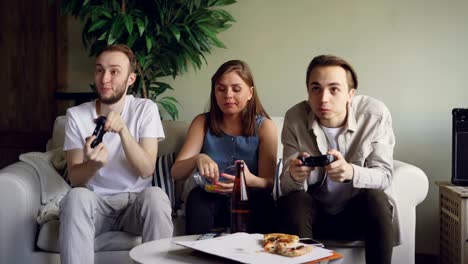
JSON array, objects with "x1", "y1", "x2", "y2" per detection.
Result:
[
  {"x1": 129, "y1": 234, "x2": 237, "y2": 263},
  {"x1": 130, "y1": 234, "x2": 342, "y2": 264}
]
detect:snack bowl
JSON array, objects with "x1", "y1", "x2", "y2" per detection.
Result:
[{"x1": 193, "y1": 164, "x2": 236, "y2": 192}]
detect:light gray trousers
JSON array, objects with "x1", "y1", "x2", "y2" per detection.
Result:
[{"x1": 58, "y1": 187, "x2": 173, "y2": 264}]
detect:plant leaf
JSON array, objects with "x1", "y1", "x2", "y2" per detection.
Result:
[
  {"x1": 161, "y1": 96, "x2": 178, "y2": 103},
  {"x1": 198, "y1": 24, "x2": 226, "y2": 48},
  {"x1": 212, "y1": 9, "x2": 236, "y2": 22},
  {"x1": 100, "y1": 9, "x2": 112, "y2": 19},
  {"x1": 123, "y1": 14, "x2": 133, "y2": 35},
  {"x1": 142, "y1": 55, "x2": 153, "y2": 70},
  {"x1": 193, "y1": 0, "x2": 201, "y2": 10},
  {"x1": 181, "y1": 42, "x2": 202, "y2": 70},
  {"x1": 108, "y1": 16, "x2": 124, "y2": 45},
  {"x1": 88, "y1": 19, "x2": 108, "y2": 33},
  {"x1": 158, "y1": 98, "x2": 179, "y2": 120},
  {"x1": 112, "y1": 0, "x2": 120, "y2": 11},
  {"x1": 146, "y1": 34, "x2": 153, "y2": 53},
  {"x1": 149, "y1": 81, "x2": 174, "y2": 93},
  {"x1": 136, "y1": 18, "x2": 145, "y2": 36},
  {"x1": 97, "y1": 30, "x2": 108, "y2": 41},
  {"x1": 169, "y1": 25, "x2": 181, "y2": 42},
  {"x1": 136, "y1": 53, "x2": 146, "y2": 71},
  {"x1": 209, "y1": 0, "x2": 237, "y2": 7},
  {"x1": 126, "y1": 32, "x2": 138, "y2": 47}
]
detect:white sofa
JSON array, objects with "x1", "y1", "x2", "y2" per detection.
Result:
[{"x1": 0, "y1": 116, "x2": 428, "y2": 264}]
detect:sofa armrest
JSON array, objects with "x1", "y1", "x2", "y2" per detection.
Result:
[
  {"x1": 0, "y1": 161, "x2": 42, "y2": 263},
  {"x1": 391, "y1": 160, "x2": 429, "y2": 206},
  {"x1": 388, "y1": 160, "x2": 428, "y2": 264}
]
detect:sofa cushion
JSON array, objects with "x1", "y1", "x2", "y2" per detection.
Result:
[
  {"x1": 37, "y1": 220, "x2": 142, "y2": 252},
  {"x1": 47, "y1": 116, "x2": 67, "y2": 151},
  {"x1": 159, "y1": 121, "x2": 189, "y2": 155},
  {"x1": 152, "y1": 152, "x2": 176, "y2": 209},
  {"x1": 270, "y1": 117, "x2": 284, "y2": 160},
  {"x1": 272, "y1": 158, "x2": 283, "y2": 200},
  {"x1": 36, "y1": 220, "x2": 60, "y2": 252}
]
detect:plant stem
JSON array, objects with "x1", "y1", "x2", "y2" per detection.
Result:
[
  {"x1": 137, "y1": 65, "x2": 147, "y2": 98},
  {"x1": 121, "y1": 0, "x2": 126, "y2": 14}
]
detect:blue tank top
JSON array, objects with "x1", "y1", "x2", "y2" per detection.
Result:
[{"x1": 201, "y1": 114, "x2": 266, "y2": 175}]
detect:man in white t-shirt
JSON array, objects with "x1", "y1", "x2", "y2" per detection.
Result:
[
  {"x1": 59, "y1": 44, "x2": 173, "y2": 264},
  {"x1": 277, "y1": 55, "x2": 395, "y2": 264}
]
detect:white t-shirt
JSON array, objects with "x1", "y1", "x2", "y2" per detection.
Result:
[
  {"x1": 63, "y1": 95, "x2": 164, "y2": 196},
  {"x1": 317, "y1": 125, "x2": 354, "y2": 214}
]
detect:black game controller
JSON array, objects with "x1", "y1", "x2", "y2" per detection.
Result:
[
  {"x1": 91, "y1": 116, "x2": 107, "y2": 148},
  {"x1": 298, "y1": 154, "x2": 336, "y2": 167}
]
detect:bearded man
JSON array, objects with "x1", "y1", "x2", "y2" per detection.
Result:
[{"x1": 59, "y1": 44, "x2": 173, "y2": 264}]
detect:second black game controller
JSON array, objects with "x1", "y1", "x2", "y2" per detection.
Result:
[
  {"x1": 91, "y1": 116, "x2": 107, "y2": 148},
  {"x1": 298, "y1": 154, "x2": 336, "y2": 167}
]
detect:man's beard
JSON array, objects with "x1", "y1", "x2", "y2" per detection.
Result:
[{"x1": 97, "y1": 83, "x2": 127, "y2": 105}]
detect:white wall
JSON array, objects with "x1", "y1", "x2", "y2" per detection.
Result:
[{"x1": 67, "y1": 0, "x2": 468, "y2": 255}]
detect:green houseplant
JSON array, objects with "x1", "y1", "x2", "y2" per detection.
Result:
[{"x1": 53, "y1": 0, "x2": 236, "y2": 119}]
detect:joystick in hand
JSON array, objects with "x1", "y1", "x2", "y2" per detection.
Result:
[
  {"x1": 91, "y1": 116, "x2": 107, "y2": 148},
  {"x1": 298, "y1": 154, "x2": 336, "y2": 167}
]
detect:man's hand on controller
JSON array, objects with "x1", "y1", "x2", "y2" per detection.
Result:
[
  {"x1": 84, "y1": 135, "x2": 108, "y2": 168},
  {"x1": 104, "y1": 111, "x2": 127, "y2": 135},
  {"x1": 290, "y1": 152, "x2": 314, "y2": 183},
  {"x1": 325, "y1": 149, "x2": 354, "y2": 182}
]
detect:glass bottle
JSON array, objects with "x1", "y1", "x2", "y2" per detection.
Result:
[{"x1": 230, "y1": 161, "x2": 250, "y2": 233}]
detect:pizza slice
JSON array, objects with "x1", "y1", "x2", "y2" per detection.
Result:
[
  {"x1": 263, "y1": 233, "x2": 299, "y2": 253},
  {"x1": 275, "y1": 243, "x2": 314, "y2": 257}
]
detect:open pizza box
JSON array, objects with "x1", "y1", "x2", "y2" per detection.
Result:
[{"x1": 175, "y1": 233, "x2": 342, "y2": 264}]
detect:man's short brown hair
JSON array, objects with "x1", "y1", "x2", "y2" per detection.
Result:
[
  {"x1": 306, "y1": 55, "x2": 358, "y2": 90},
  {"x1": 97, "y1": 44, "x2": 137, "y2": 73}
]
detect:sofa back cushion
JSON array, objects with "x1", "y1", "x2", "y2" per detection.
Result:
[
  {"x1": 153, "y1": 152, "x2": 176, "y2": 208},
  {"x1": 159, "y1": 120, "x2": 189, "y2": 155},
  {"x1": 47, "y1": 116, "x2": 67, "y2": 151},
  {"x1": 49, "y1": 116, "x2": 284, "y2": 160},
  {"x1": 271, "y1": 117, "x2": 284, "y2": 159},
  {"x1": 159, "y1": 117, "x2": 284, "y2": 158},
  {"x1": 47, "y1": 116, "x2": 285, "y2": 208},
  {"x1": 47, "y1": 117, "x2": 191, "y2": 153}
]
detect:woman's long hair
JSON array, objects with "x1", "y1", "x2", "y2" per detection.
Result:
[{"x1": 208, "y1": 60, "x2": 269, "y2": 136}]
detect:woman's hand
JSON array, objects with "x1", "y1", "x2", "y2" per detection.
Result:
[
  {"x1": 210, "y1": 160, "x2": 249, "y2": 194},
  {"x1": 196, "y1": 154, "x2": 221, "y2": 183},
  {"x1": 239, "y1": 161, "x2": 258, "y2": 187},
  {"x1": 212, "y1": 174, "x2": 235, "y2": 194},
  {"x1": 217, "y1": 160, "x2": 256, "y2": 190}
]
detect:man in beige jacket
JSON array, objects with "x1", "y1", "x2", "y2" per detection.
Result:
[{"x1": 277, "y1": 55, "x2": 395, "y2": 264}]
